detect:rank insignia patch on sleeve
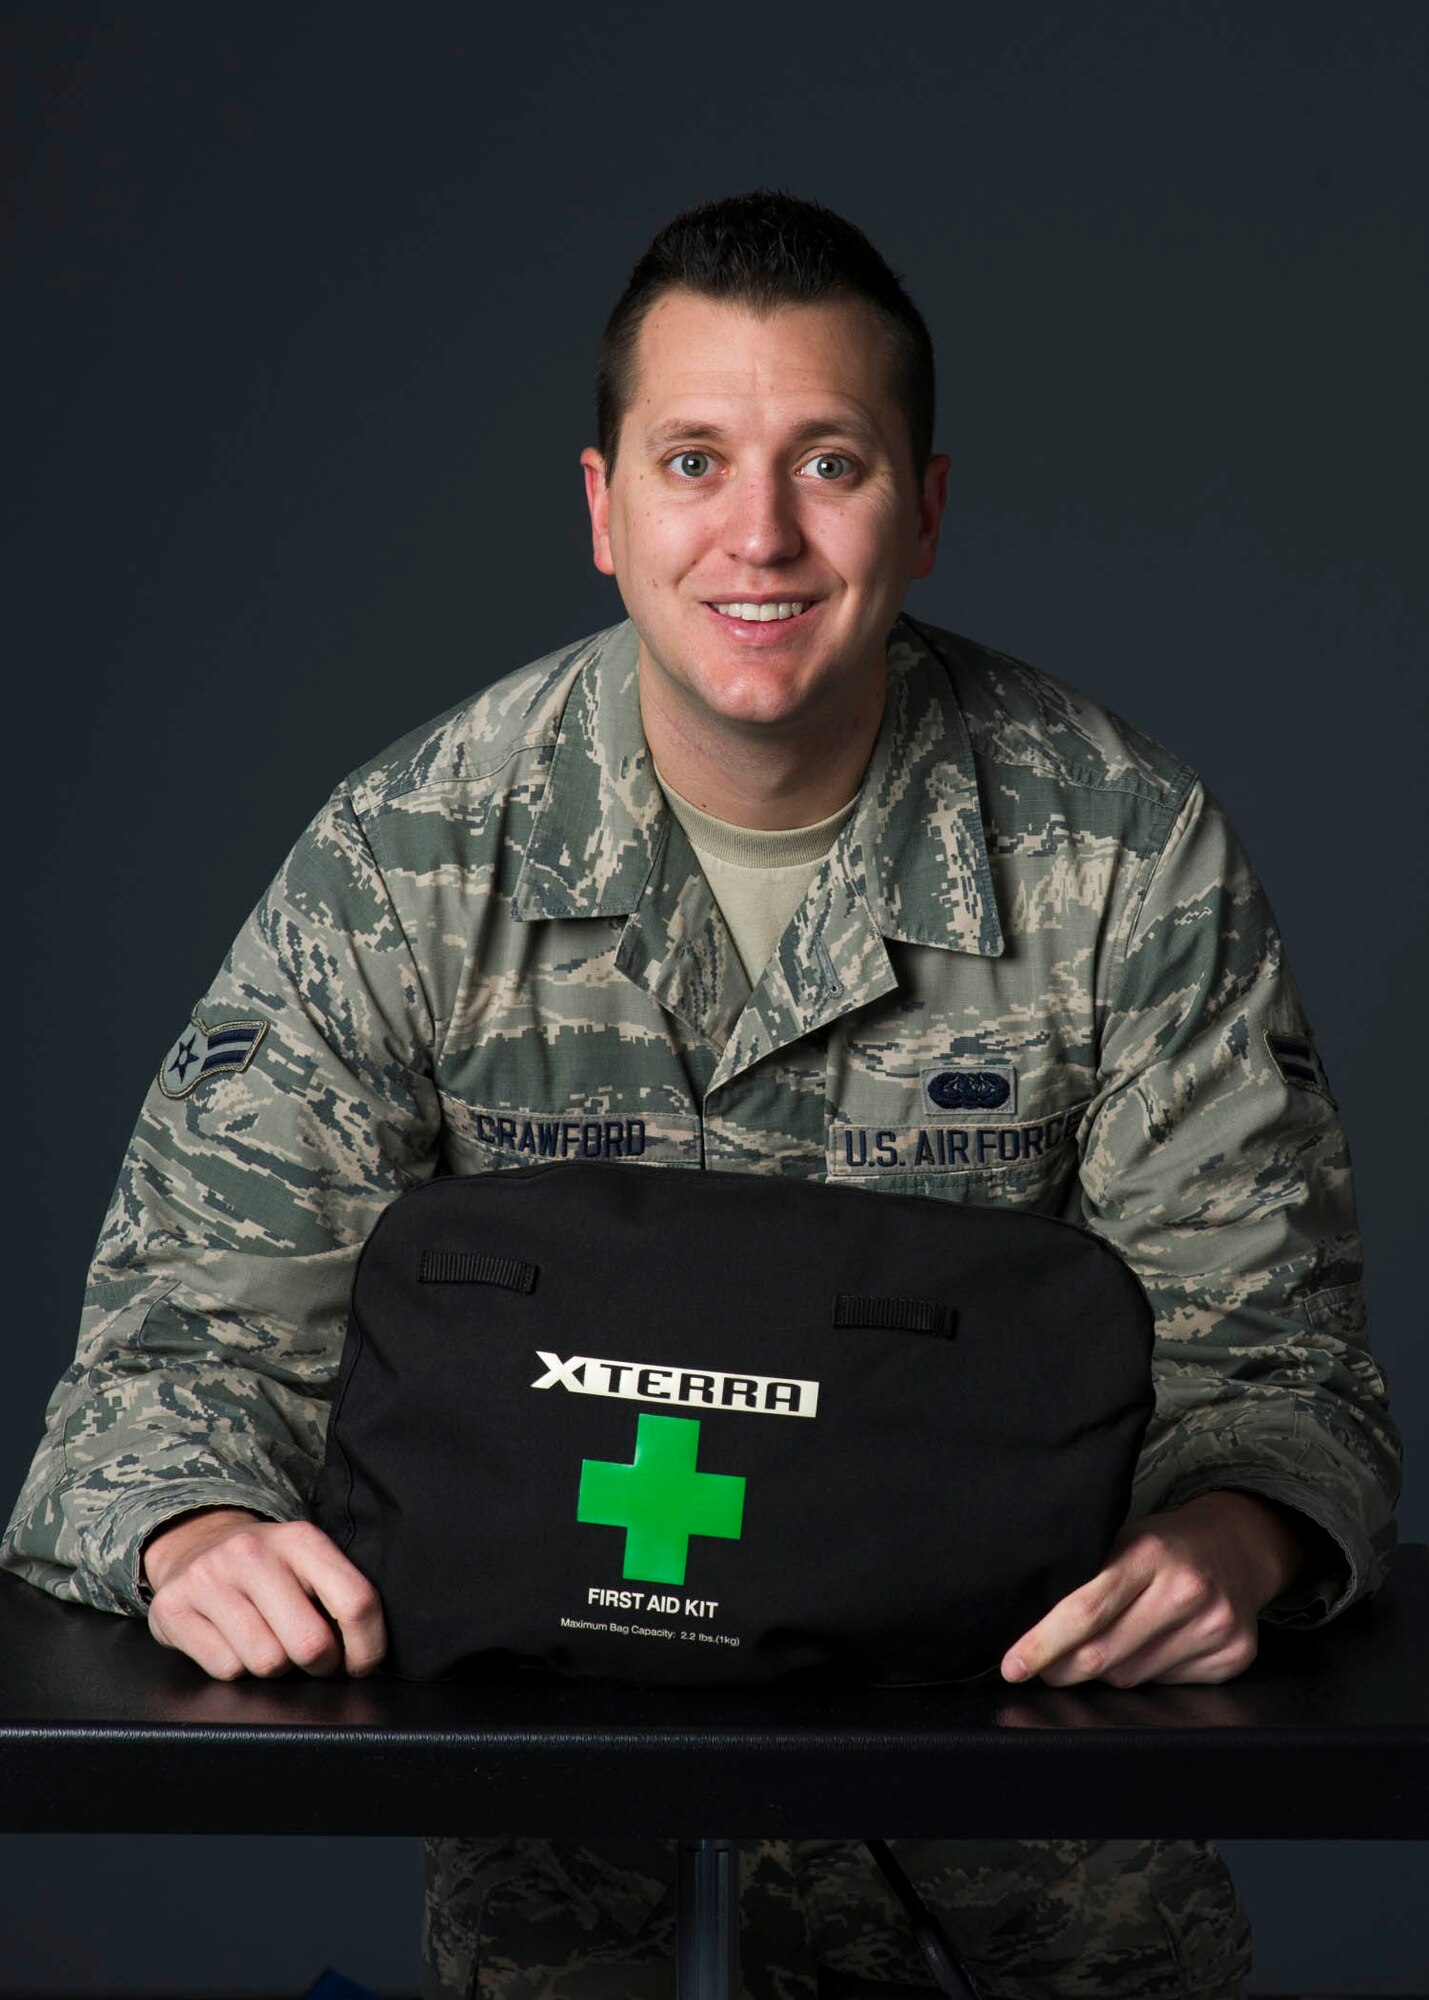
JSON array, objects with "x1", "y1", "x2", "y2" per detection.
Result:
[
  {"x1": 158, "y1": 1013, "x2": 268, "y2": 1098},
  {"x1": 1265, "y1": 1031, "x2": 1333, "y2": 1101}
]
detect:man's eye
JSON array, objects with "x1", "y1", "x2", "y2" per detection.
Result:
[
  {"x1": 802, "y1": 453, "x2": 855, "y2": 481},
  {"x1": 669, "y1": 451, "x2": 714, "y2": 479}
]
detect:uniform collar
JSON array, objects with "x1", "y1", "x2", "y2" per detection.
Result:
[
  {"x1": 512, "y1": 612, "x2": 1004, "y2": 963},
  {"x1": 848, "y1": 615, "x2": 1005, "y2": 959}
]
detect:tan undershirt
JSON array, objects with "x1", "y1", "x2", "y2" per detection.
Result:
[{"x1": 655, "y1": 767, "x2": 858, "y2": 985}]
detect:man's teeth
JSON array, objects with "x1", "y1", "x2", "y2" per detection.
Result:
[{"x1": 711, "y1": 601, "x2": 812, "y2": 621}]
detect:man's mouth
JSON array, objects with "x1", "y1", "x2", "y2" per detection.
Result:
[{"x1": 700, "y1": 600, "x2": 812, "y2": 624}]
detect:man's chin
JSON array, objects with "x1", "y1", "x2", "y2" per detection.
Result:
[
  {"x1": 633, "y1": 614, "x2": 886, "y2": 742},
  {"x1": 673, "y1": 657, "x2": 832, "y2": 735}
]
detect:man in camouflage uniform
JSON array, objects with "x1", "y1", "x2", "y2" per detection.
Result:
[{"x1": 2, "y1": 191, "x2": 1400, "y2": 1999}]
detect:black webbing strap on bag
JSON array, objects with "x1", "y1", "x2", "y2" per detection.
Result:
[{"x1": 318, "y1": 1158, "x2": 1154, "y2": 1688}]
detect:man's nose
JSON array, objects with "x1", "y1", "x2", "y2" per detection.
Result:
[{"x1": 721, "y1": 470, "x2": 803, "y2": 567}]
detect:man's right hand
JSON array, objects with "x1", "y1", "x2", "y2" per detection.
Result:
[{"x1": 141, "y1": 1508, "x2": 387, "y2": 1681}]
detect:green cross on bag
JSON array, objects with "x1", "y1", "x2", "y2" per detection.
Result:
[{"x1": 577, "y1": 1413, "x2": 746, "y2": 1586}]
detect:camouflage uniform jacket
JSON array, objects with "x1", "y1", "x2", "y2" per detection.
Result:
[{"x1": 2, "y1": 613, "x2": 1401, "y2": 1621}]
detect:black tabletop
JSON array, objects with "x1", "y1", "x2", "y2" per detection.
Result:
[{"x1": 2, "y1": 1550, "x2": 1425, "y2": 1842}]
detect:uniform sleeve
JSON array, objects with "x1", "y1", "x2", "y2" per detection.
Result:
[
  {"x1": 1, "y1": 781, "x2": 441, "y2": 1615},
  {"x1": 1078, "y1": 774, "x2": 1401, "y2": 1628}
]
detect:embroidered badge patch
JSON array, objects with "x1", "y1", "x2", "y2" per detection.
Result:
[
  {"x1": 919, "y1": 1061, "x2": 1017, "y2": 1118},
  {"x1": 1265, "y1": 1031, "x2": 1333, "y2": 1101},
  {"x1": 158, "y1": 1014, "x2": 268, "y2": 1098}
]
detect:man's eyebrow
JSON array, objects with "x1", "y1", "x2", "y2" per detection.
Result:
[{"x1": 641, "y1": 414, "x2": 883, "y2": 453}]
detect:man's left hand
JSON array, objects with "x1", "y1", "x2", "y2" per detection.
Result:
[{"x1": 1000, "y1": 1490, "x2": 1312, "y2": 1687}]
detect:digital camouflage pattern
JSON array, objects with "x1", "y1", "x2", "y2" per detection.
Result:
[
  {"x1": 419, "y1": 1834, "x2": 1251, "y2": 1999},
  {"x1": 2, "y1": 612, "x2": 1401, "y2": 1996}
]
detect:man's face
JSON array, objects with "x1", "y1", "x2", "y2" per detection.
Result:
[{"x1": 581, "y1": 290, "x2": 949, "y2": 743}]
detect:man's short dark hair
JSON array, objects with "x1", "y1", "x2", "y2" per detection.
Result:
[{"x1": 595, "y1": 188, "x2": 936, "y2": 485}]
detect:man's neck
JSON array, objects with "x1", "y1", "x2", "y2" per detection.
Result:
[{"x1": 637, "y1": 670, "x2": 886, "y2": 832}]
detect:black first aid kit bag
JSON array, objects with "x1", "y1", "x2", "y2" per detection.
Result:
[{"x1": 317, "y1": 1160, "x2": 1155, "y2": 1687}]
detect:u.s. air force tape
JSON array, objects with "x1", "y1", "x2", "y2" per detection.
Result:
[{"x1": 828, "y1": 1100, "x2": 1089, "y2": 1175}]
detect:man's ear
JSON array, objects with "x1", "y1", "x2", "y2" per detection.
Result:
[
  {"x1": 910, "y1": 452, "x2": 951, "y2": 582},
  {"x1": 580, "y1": 447, "x2": 615, "y2": 577}
]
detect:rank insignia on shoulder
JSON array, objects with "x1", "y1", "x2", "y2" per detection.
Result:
[
  {"x1": 158, "y1": 1013, "x2": 268, "y2": 1098},
  {"x1": 1265, "y1": 1031, "x2": 1333, "y2": 1101}
]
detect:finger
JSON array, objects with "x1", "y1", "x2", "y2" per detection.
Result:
[
  {"x1": 1033, "y1": 1579, "x2": 1203, "y2": 1685},
  {"x1": 148, "y1": 1600, "x2": 246, "y2": 1682},
  {"x1": 1045, "y1": 1635, "x2": 1227, "y2": 1689},
  {"x1": 283, "y1": 1526, "x2": 388, "y2": 1675},
  {"x1": 244, "y1": 1562, "x2": 347, "y2": 1677},
  {"x1": 1121, "y1": 1624, "x2": 1260, "y2": 1688},
  {"x1": 198, "y1": 1579, "x2": 310, "y2": 1678},
  {"x1": 1037, "y1": 1572, "x2": 1257, "y2": 1688},
  {"x1": 1002, "y1": 1545, "x2": 1158, "y2": 1680},
  {"x1": 155, "y1": 1545, "x2": 348, "y2": 1679}
]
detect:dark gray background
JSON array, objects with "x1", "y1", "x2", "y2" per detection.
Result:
[{"x1": 2, "y1": 6, "x2": 1424, "y2": 1994}]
